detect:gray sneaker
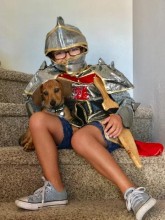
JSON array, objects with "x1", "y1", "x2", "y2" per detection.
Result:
[
  {"x1": 124, "y1": 187, "x2": 156, "y2": 220},
  {"x1": 15, "y1": 177, "x2": 68, "y2": 210}
]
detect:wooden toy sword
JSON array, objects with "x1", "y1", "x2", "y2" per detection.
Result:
[{"x1": 94, "y1": 76, "x2": 142, "y2": 168}]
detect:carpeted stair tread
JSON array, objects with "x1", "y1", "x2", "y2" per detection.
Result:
[
  {"x1": 0, "y1": 199, "x2": 164, "y2": 220},
  {"x1": 0, "y1": 146, "x2": 164, "y2": 166},
  {"x1": 0, "y1": 67, "x2": 32, "y2": 82}
]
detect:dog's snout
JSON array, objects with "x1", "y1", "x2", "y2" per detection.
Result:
[{"x1": 50, "y1": 100, "x2": 56, "y2": 107}]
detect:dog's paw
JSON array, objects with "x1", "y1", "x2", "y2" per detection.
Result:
[
  {"x1": 23, "y1": 143, "x2": 35, "y2": 151},
  {"x1": 19, "y1": 129, "x2": 34, "y2": 151},
  {"x1": 19, "y1": 134, "x2": 26, "y2": 146}
]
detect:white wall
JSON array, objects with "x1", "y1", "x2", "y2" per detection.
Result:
[
  {"x1": 133, "y1": 0, "x2": 165, "y2": 144},
  {"x1": 0, "y1": 0, "x2": 133, "y2": 83}
]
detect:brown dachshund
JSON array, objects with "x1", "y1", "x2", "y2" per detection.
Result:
[{"x1": 19, "y1": 79, "x2": 77, "y2": 151}]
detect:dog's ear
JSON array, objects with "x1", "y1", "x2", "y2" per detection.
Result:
[
  {"x1": 56, "y1": 79, "x2": 61, "y2": 85},
  {"x1": 40, "y1": 84, "x2": 44, "y2": 99},
  {"x1": 40, "y1": 84, "x2": 43, "y2": 91},
  {"x1": 55, "y1": 79, "x2": 63, "y2": 90},
  {"x1": 57, "y1": 80, "x2": 64, "y2": 97}
]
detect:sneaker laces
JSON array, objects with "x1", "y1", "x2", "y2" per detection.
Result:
[
  {"x1": 32, "y1": 176, "x2": 50, "y2": 205},
  {"x1": 126, "y1": 187, "x2": 146, "y2": 211}
]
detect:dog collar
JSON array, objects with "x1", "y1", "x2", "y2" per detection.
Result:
[{"x1": 46, "y1": 104, "x2": 65, "y2": 117}]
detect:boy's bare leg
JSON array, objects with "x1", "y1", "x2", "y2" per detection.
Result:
[
  {"x1": 29, "y1": 112, "x2": 64, "y2": 192},
  {"x1": 71, "y1": 125, "x2": 135, "y2": 194}
]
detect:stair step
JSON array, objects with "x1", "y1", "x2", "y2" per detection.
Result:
[
  {"x1": 0, "y1": 199, "x2": 164, "y2": 220},
  {"x1": 0, "y1": 103, "x2": 153, "y2": 147},
  {"x1": 0, "y1": 146, "x2": 164, "y2": 202},
  {"x1": 0, "y1": 103, "x2": 28, "y2": 147},
  {"x1": 0, "y1": 67, "x2": 32, "y2": 103},
  {"x1": 132, "y1": 105, "x2": 153, "y2": 141}
]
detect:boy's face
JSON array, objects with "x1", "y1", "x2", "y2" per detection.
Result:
[
  {"x1": 52, "y1": 47, "x2": 82, "y2": 64},
  {"x1": 50, "y1": 46, "x2": 87, "y2": 75}
]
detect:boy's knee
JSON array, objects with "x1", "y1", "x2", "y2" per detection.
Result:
[
  {"x1": 29, "y1": 112, "x2": 46, "y2": 130},
  {"x1": 71, "y1": 131, "x2": 85, "y2": 154}
]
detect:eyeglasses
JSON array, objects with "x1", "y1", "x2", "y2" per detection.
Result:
[{"x1": 53, "y1": 47, "x2": 82, "y2": 60}]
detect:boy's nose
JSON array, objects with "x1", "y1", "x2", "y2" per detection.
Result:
[{"x1": 66, "y1": 52, "x2": 71, "y2": 59}]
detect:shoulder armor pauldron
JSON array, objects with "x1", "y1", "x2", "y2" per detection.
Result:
[
  {"x1": 91, "y1": 58, "x2": 134, "y2": 94},
  {"x1": 24, "y1": 61, "x2": 61, "y2": 97}
]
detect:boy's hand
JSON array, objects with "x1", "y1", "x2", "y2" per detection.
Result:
[{"x1": 102, "y1": 114, "x2": 123, "y2": 138}]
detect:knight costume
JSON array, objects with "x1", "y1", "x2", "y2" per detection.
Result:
[{"x1": 24, "y1": 16, "x2": 136, "y2": 132}]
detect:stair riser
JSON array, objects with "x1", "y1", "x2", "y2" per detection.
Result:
[
  {"x1": 0, "y1": 79, "x2": 28, "y2": 104},
  {"x1": 131, "y1": 118, "x2": 152, "y2": 141},
  {"x1": 0, "y1": 116, "x2": 28, "y2": 147},
  {"x1": 0, "y1": 68, "x2": 32, "y2": 104},
  {"x1": 1, "y1": 161, "x2": 164, "y2": 202}
]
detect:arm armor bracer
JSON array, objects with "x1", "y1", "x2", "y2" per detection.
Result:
[{"x1": 111, "y1": 91, "x2": 139, "y2": 128}]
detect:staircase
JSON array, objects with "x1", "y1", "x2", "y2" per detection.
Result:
[{"x1": 0, "y1": 66, "x2": 164, "y2": 220}]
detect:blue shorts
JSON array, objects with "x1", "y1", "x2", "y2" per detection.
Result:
[
  {"x1": 58, "y1": 117, "x2": 73, "y2": 149},
  {"x1": 58, "y1": 118, "x2": 120, "y2": 153},
  {"x1": 89, "y1": 121, "x2": 121, "y2": 152}
]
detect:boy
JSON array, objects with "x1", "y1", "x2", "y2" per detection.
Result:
[{"x1": 15, "y1": 17, "x2": 156, "y2": 220}]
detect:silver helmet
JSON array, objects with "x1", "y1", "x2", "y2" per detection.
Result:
[{"x1": 45, "y1": 17, "x2": 88, "y2": 75}]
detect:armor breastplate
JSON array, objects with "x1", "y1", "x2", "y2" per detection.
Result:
[
  {"x1": 57, "y1": 62, "x2": 134, "y2": 126},
  {"x1": 24, "y1": 60, "x2": 134, "y2": 127},
  {"x1": 58, "y1": 71, "x2": 108, "y2": 125},
  {"x1": 58, "y1": 71, "x2": 102, "y2": 101}
]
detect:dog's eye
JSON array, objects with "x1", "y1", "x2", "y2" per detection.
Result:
[
  {"x1": 43, "y1": 91, "x2": 48, "y2": 96},
  {"x1": 54, "y1": 88, "x2": 60, "y2": 93}
]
